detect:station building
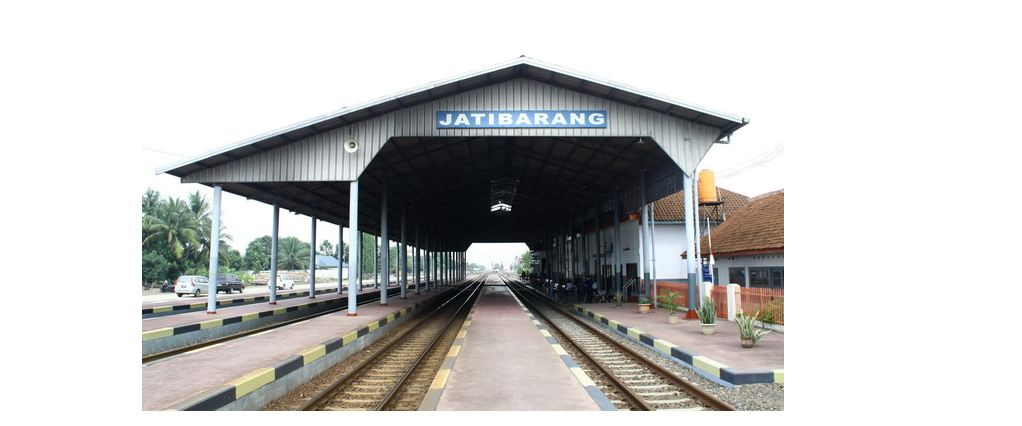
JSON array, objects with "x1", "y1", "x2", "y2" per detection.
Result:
[
  {"x1": 689, "y1": 190, "x2": 785, "y2": 288},
  {"x1": 158, "y1": 56, "x2": 750, "y2": 314}
]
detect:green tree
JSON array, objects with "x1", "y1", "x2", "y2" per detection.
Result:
[
  {"x1": 244, "y1": 236, "x2": 272, "y2": 271},
  {"x1": 142, "y1": 250, "x2": 172, "y2": 285},
  {"x1": 319, "y1": 240, "x2": 335, "y2": 257},
  {"x1": 187, "y1": 191, "x2": 232, "y2": 265},
  {"x1": 220, "y1": 243, "x2": 243, "y2": 271},
  {"x1": 142, "y1": 189, "x2": 161, "y2": 215},
  {"x1": 361, "y1": 233, "x2": 376, "y2": 276},
  {"x1": 278, "y1": 237, "x2": 310, "y2": 270},
  {"x1": 142, "y1": 197, "x2": 200, "y2": 259}
]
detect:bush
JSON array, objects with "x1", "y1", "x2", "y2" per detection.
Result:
[{"x1": 759, "y1": 299, "x2": 784, "y2": 324}]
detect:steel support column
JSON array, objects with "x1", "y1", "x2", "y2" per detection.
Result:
[
  {"x1": 683, "y1": 171, "x2": 699, "y2": 316},
  {"x1": 373, "y1": 236, "x2": 378, "y2": 288},
  {"x1": 613, "y1": 188, "x2": 622, "y2": 299},
  {"x1": 337, "y1": 218, "x2": 344, "y2": 295},
  {"x1": 309, "y1": 216, "x2": 317, "y2": 298},
  {"x1": 347, "y1": 180, "x2": 360, "y2": 316},
  {"x1": 269, "y1": 202, "x2": 279, "y2": 304},
  {"x1": 414, "y1": 222, "x2": 420, "y2": 294},
  {"x1": 380, "y1": 178, "x2": 389, "y2": 306},
  {"x1": 206, "y1": 185, "x2": 222, "y2": 314},
  {"x1": 400, "y1": 206, "x2": 407, "y2": 299},
  {"x1": 640, "y1": 172, "x2": 652, "y2": 299}
]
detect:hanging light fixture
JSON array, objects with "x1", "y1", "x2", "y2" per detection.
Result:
[{"x1": 490, "y1": 177, "x2": 518, "y2": 214}]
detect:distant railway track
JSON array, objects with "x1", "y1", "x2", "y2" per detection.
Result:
[
  {"x1": 142, "y1": 288, "x2": 401, "y2": 365},
  {"x1": 297, "y1": 276, "x2": 484, "y2": 411},
  {"x1": 500, "y1": 275, "x2": 735, "y2": 411}
]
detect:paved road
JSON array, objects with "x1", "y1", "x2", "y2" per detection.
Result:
[{"x1": 140, "y1": 279, "x2": 387, "y2": 303}]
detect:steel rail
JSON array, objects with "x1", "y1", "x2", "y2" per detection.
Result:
[
  {"x1": 375, "y1": 278, "x2": 482, "y2": 410},
  {"x1": 498, "y1": 275, "x2": 652, "y2": 411},
  {"x1": 298, "y1": 276, "x2": 484, "y2": 411},
  {"x1": 501, "y1": 275, "x2": 735, "y2": 411}
]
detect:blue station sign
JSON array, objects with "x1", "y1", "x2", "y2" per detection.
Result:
[{"x1": 436, "y1": 110, "x2": 608, "y2": 129}]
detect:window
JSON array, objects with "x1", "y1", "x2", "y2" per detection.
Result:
[
  {"x1": 749, "y1": 267, "x2": 770, "y2": 287},
  {"x1": 770, "y1": 267, "x2": 784, "y2": 288},
  {"x1": 713, "y1": 267, "x2": 719, "y2": 284},
  {"x1": 728, "y1": 267, "x2": 746, "y2": 286}
]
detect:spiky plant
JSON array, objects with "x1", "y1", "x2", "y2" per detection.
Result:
[
  {"x1": 696, "y1": 295, "x2": 716, "y2": 324},
  {"x1": 736, "y1": 311, "x2": 771, "y2": 346}
]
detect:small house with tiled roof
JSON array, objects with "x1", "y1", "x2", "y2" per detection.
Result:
[{"x1": 685, "y1": 190, "x2": 784, "y2": 288}]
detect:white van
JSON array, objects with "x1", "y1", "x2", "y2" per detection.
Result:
[{"x1": 175, "y1": 275, "x2": 210, "y2": 297}]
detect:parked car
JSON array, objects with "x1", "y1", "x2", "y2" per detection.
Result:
[
  {"x1": 175, "y1": 275, "x2": 210, "y2": 297},
  {"x1": 274, "y1": 275, "x2": 295, "y2": 290},
  {"x1": 216, "y1": 274, "x2": 244, "y2": 294}
]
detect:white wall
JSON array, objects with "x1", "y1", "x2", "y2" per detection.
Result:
[
  {"x1": 569, "y1": 219, "x2": 691, "y2": 282},
  {"x1": 713, "y1": 253, "x2": 784, "y2": 287}
]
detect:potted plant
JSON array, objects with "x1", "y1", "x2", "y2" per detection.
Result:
[
  {"x1": 637, "y1": 295, "x2": 651, "y2": 313},
  {"x1": 615, "y1": 279, "x2": 634, "y2": 308},
  {"x1": 736, "y1": 311, "x2": 771, "y2": 348},
  {"x1": 657, "y1": 290, "x2": 681, "y2": 324},
  {"x1": 696, "y1": 295, "x2": 716, "y2": 334}
]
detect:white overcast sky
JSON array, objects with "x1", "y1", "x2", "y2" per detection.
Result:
[
  {"x1": 5, "y1": 0, "x2": 1021, "y2": 420},
  {"x1": 135, "y1": 3, "x2": 787, "y2": 266}
]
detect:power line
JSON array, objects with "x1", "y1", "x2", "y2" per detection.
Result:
[
  {"x1": 141, "y1": 146, "x2": 189, "y2": 157},
  {"x1": 715, "y1": 144, "x2": 784, "y2": 179}
]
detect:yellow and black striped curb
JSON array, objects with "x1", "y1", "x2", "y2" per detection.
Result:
[
  {"x1": 417, "y1": 299, "x2": 479, "y2": 410},
  {"x1": 142, "y1": 286, "x2": 345, "y2": 317},
  {"x1": 572, "y1": 305, "x2": 784, "y2": 386},
  {"x1": 508, "y1": 289, "x2": 617, "y2": 411},
  {"x1": 168, "y1": 289, "x2": 453, "y2": 411},
  {"x1": 141, "y1": 288, "x2": 397, "y2": 342}
]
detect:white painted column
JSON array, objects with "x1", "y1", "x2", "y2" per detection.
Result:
[
  {"x1": 400, "y1": 207, "x2": 407, "y2": 299},
  {"x1": 337, "y1": 219, "x2": 344, "y2": 295},
  {"x1": 308, "y1": 216, "x2": 317, "y2": 298},
  {"x1": 206, "y1": 185, "x2": 222, "y2": 313},
  {"x1": 379, "y1": 179, "x2": 389, "y2": 306},
  {"x1": 269, "y1": 202, "x2": 279, "y2": 304},
  {"x1": 414, "y1": 224, "x2": 420, "y2": 294},
  {"x1": 347, "y1": 180, "x2": 359, "y2": 315},
  {"x1": 726, "y1": 283, "x2": 741, "y2": 321},
  {"x1": 683, "y1": 172, "x2": 699, "y2": 311}
]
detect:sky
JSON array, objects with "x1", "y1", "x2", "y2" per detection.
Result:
[
  {"x1": 6, "y1": 0, "x2": 1022, "y2": 421},
  {"x1": 136, "y1": 2, "x2": 786, "y2": 264}
]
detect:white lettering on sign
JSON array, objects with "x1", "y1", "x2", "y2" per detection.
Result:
[{"x1": 435, "y1": 110, "x2": 608, "y2": 128}]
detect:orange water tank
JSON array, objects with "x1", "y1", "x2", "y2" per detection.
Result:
[{"x1": 698, "y1": 169, "x2": 718, "y2": 204}]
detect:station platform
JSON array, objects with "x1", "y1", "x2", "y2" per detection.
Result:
[
  {"x1": 142, "y1": 279, "x2": 415, "y2": 317},
  {"x1": 142, "y1": 285, "x2": 420, "y2": 358},
  {"x1": 428, "y1": 281, "x2": 607, "y2": 411},
  {"x1": 571, "y1": 300, "x2": 784, "y2": 386},
  {"x1": 142, "y1": 285, "x2": 461, "y2": 411}
]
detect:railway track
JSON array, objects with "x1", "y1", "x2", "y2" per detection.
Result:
[
  {"x1": 298, "y1": 276, "x2": 484, "y2": 411},
  {"x1": 500, "y1": 275, "x2": 735, "y2": 411},
  {"x1": 143, "y1": 287, "x2": 401, "y2": 364}
]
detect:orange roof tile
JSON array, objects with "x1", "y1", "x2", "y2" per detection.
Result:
[
  {"x1": 652, "y1": 187, "x2": 749, "y2": 222},
  {"x1": 689, "y1": 190, "x2": 784, "y2": 256}
]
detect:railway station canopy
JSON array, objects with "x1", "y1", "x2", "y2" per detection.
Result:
[{"x1": 159, "y1": 57, "x2": 748, "y2": 251}]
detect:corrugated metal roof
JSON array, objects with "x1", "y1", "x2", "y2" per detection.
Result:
[{"x1": 157, "y1": 56, "x2": 747, "y2": 177}]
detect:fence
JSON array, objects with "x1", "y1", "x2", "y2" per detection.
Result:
[
  {"x1": 654, "y1": 281, "x2": 784, "y2": 324},
  {"x1": 740, "y1": 286, "x2": 785, "y2": 324}
]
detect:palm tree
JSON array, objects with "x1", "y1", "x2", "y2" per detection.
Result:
[
  {"x1": 142, "y1": 198, "x2": 200, "y2": 259},
  {"x1": 278, "y1": 237, "x2": 310, "y2": 270},
  {"x1": 142, "y1": 189, "x2": 160, "y2": 215},
  {"x1": 187, "y1": 190, "x2": 231, "y2": 263}
]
